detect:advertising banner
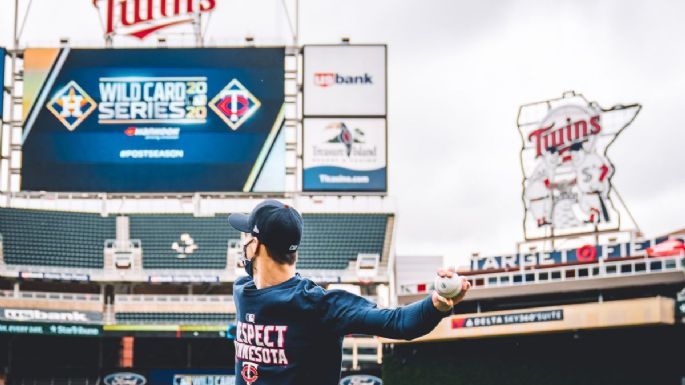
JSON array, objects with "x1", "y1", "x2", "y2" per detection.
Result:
[
  {"x1": 93, "y1": 0, "x2": 218, "y2": 40},
  {"x1": 451, "y1": 309, "x2": 563, "y2": 329},
  {"x1": 0, "y1": 321, "x2": 102, "y2": 336},
  {"x1": 303, "y1": 45, "x2": 386, "y2": 116},
  {"x1": 339, "y1": 371, "x2": 383, "y2": 385},
  {"x1": 303, "y1": 118, "x2": 386, "y2": 191},
  {"x1": 21, "y1": 48, "x2": 285, "y2": 192},
  {"x1": 0, "y1": 307, "x2": 103, "y2": 323},
  {"x1": 152, "y1": 370, "x2": 235, "y2": 385},
  {"x1": 148, "y1": 274, "x2": 220, "y2": 283},
  {"x1": 388, "y1": 297, "x2": 672, "y2": 343},
  {"x1": 103, "y1": 324, "x2": 228, "y2": 338},
  {"x1": 471, "y1": 234, "x2": 672, "y2": 271},
  {"x1": 19, "y1": 271, "x2": 90, "y2": 281},
  {"x1": 102, "y1": 372, "x2": 148, "y2": 385},
  {"x1": 102, "y1": 370, "x2": 236, "y2": 385}
]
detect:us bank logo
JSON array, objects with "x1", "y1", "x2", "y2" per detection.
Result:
[
  {"x1": 314, "y1": 72, "x2": 373, "y2": 88},
  {"x1": 209, "y1": 79, "x2": 261, "y2": 131},
  {"x1": 46, "y1": 81, "x2": 97, "y2": 131}
]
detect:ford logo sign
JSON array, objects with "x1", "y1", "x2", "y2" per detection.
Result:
[
  {"x1": 340, "y1": 374, "x2": 383, "y2": 385},
  {"x1": 103, "y1": 372, "x2": 147, "y2": 385}
]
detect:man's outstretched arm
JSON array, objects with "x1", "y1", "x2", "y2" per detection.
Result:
[{"x1": 322, "y1": 269, "x2": 471, "y2": 340}]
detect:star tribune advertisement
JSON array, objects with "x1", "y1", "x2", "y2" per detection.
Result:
[
  {"x1": 21, "y1": 48, "x2": 285, "y2": 193},
  {"x1": 303, "y1": 118, "x2": 387, "y2": 191}
]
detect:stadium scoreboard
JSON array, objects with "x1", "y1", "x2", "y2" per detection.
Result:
[{"x1": 21, "y1": 48, "x2": 285, "y2": 193}]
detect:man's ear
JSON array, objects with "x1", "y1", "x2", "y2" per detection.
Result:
[{"x1": 253, "y1": 238, "x2": 262, "y2": 256}]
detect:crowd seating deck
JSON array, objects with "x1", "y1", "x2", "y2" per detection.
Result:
[
  {"x1": 0, "y1": 208, "x2": 114, "y2": 268},
  {"x1": 115, "y1": 312, "x2": 236, "y2": 324}
]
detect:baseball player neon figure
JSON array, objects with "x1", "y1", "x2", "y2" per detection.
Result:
[{"x1": 228, "y1": 200, "x2": 470, "y2": 385}]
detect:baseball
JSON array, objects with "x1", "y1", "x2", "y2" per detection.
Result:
[{"x1": 434, "y1": 273, "x2": 462, "y2": 298}]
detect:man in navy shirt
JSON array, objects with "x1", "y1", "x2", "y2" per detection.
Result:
[{"x1": 228, "y1": 200, "x2": 470, "y2": 385}]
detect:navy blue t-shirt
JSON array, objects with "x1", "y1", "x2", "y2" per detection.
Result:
[{"x1": 233, "y1": 274, "x2": 449, "y2": 385}]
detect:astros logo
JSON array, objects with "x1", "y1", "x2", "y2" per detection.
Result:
[
  {"x1": 209, "y1": 79, "x2": 261, "y2": 131},
  {"x1": 241, "y1": 362, "x2": 259, "y2": 384},
  {"x1": 46, "y1": 81, "x2": 97, "y2": 131}
]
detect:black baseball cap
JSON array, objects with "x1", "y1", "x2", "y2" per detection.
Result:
[{"x1": 228, "y1": 200, "x2": 303, "y2": 255}]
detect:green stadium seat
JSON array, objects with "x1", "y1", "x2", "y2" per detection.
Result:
[
  {"x1": 298, "y1": 214, "x2": 389, "y2": 270},
  {"x1": 129, "y1": 214, "x2": 240, "y2": 269},
  {"x1": 115, "y1": 312, "x2": 236, "y2": 324},
  {"x1": 0, "y1": 209, "x2": 390, "y2": 272},
  {"x1": 0, "y1": 208, "x2": 114, "y2": 268}
]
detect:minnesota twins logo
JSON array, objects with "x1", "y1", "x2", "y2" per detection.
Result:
[
  {"x1": 240, "y1": 362, "x2": 259, "y2": 385},
  {"x1": 46, "y1": 81, "x2": 97, "y2": 131},
  {"x1": 517, "y1": 91, "x2": 641, "y2": 239},
  {"x1": 326, "y1": 122, "x2": 365, "y2": 156},
  {"x1": 171, "y1": 233, "x2": 197, "y2": 259},
  {"x1": 209, "y1": 79, "x2": 261, "y2": 131}
]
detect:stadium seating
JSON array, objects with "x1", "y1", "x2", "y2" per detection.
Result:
[
  {"x1": 0, "y1": 208, "x2": 390, "y2": 271},
  {"x1": 115, "y1": 312, "x2": 236, "y2": 324},
  {"x1": 129, "y1": 213, "x2": 389, "y2": 270},
  {"x1": 298, "y1": 214, "x2": 389, "y2": 270},
  {"x1": 0, "y1": 208, "x2": 115, "y2": 268},
  {"x1": 129, "y1": 214, "x2": 240, "y2": 269}
]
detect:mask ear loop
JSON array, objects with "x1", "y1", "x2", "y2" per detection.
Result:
[
  {"x1": 242, "y1": 237, "x2": 260, "y2": 273},
  {"x1": 251, "y1": 238, "x2": 261, "y2": 274},
  {"x1": 241, "y1": 235, "x2": 253, "y2": 266}
]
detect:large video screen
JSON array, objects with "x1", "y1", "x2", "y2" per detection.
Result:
[{"x1": 21, "y1": 48, "x2": 285, "y2": 192}]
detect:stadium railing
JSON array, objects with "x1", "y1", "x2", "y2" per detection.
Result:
[
  {"x1": 112, "y1": 294, "x2": 236, "y2": 323},
  {"x1": 342, "y1": 336, "x2": 382, "y2": 370},
  {"x1": 400, "y1": 254, "x2": 685, "y2": 295},
  {"x1": 464, "y1": 254, "x2": 685, "y2": 288},
  {"x1": 0, "y1": 290, "x2": 103, "y2": 312}
]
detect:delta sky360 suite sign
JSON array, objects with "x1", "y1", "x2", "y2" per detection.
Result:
[{"x1": 21, "y1": 48, "x2": 285, "y2": 192}]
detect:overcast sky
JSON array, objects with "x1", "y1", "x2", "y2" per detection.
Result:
[{"x1": 1, "y1": 0, "x2": 683, "y2": 267}]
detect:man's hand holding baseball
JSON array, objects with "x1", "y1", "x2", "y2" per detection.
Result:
[{"x1": 432, "y1": 267, "x2": 471, "y2": 313}]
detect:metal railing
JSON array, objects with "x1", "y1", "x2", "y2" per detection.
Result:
[
  {"x1": 342, "y1": 336, "x2": 382, "y2": 370},
  {"x1": 0, "y1": 290, "x2": 102, "y2": 302},
  {"x1": 400, "y1": 255, "x2": 685, "y2": 294},
  {"x1": 466, "y1": 255, "x2": 685, "y2": 288},
  {"x1": 0, "y1": 264, "x2": 235, "y2": 282},
  {"x1": 115, "y1": 294, "x2": 233, "y2": 303}
]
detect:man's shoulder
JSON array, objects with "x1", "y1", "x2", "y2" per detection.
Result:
[
  {"x1": 292, "y1": 275, "x2": 328, "y2": 301},
  {"x1": 234, "y1": 275, "x2": 253, "y2": 289},
  {"x1": 293, "y1": 275, "x2": 322, "y2": 292}
]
